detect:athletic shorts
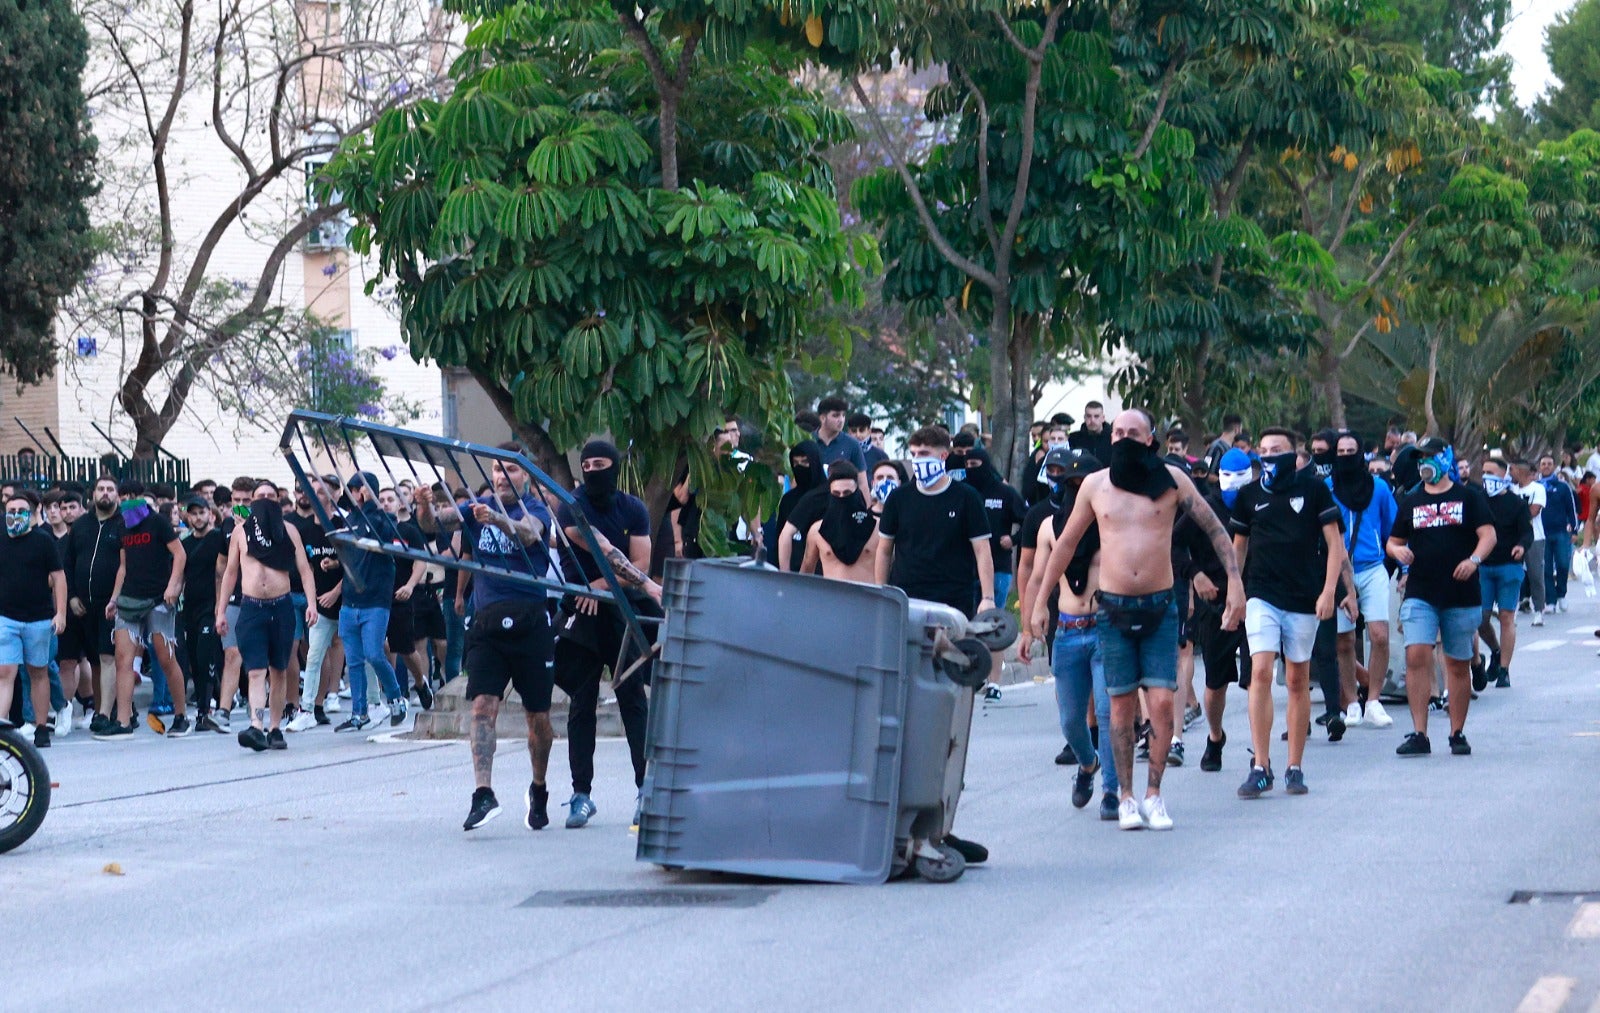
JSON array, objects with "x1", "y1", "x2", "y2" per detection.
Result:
[
  {"x1": 464, "y1": 599, "x2": 554, "y2": 712},
  {"x1": 235, "y1": 595, "x2": 296, "y2": 673},
  {"x1": 1479, "y1": 562, "x2": 1524, "y2": 615},
  {"x1": 1400, "y1": 598, "x2": 1479, "y2": 661},
  {"x1": 1337, "y1": 564, "x2": 1393, "y2": 634},
  {"x1": 412, "y1": 586, "x2": 447, "y2": 640},
  {"x1": 0, "y1": 616, "x2": 55, "y2": 668},
  {"x1": 58, "y1": 607, "x2": 108, "y2": 662},
  {"x1": 220, "y1": 603, "x2": 241, "y2": 651},
  {"x1": 1245, "y1": 598, "x2": 1318, "y2": 663},
  {"x1": 385, "y1": 596, "x2": 417, "y2": 655},
  {"x1": 113, "y1": 601, "x2": 178, "y2": 648}
]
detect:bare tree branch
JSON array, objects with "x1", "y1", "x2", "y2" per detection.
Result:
[
  {"x1": 953, "y1": 66, "x2": 1001, "y2": 257},
  {"x1": 1130, "y1": 49, "x2": 1185, "y2": 161}
]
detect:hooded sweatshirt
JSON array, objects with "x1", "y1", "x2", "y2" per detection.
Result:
[
  {"x1": 961, "y1": 445, "x2": 1026, "y2": 575},
  {"x1": 776, "y1": 441, "x2": 827, "y2": 571}
]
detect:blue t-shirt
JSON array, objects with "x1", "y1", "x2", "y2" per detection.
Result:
[
  {"x1": 462, "y1": 492, "x2": 553, "y2": 609},
  {"x1": 555, "y1": 489, "x2": 651, "y2": 584}
]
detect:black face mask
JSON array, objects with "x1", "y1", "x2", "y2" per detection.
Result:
[
  {"x1": 584, "y1": 465, "x2": 618, "y2": 510},
  {"x1": 819, "y1": 490, "x2": 875, "y2": 565},
  {"x1": 1108, "y1": 437, "x2": 1177, "y2": 500},
  {"x1": 1260, "y1": 452, "x2": 1298, "y2": 492},
  {"x1": 1311, "y1": 450, "x2": 1335, "y2": 480},
  {"x1": 1332, "y1": 452, "x2": 1374, "y2": 510}
]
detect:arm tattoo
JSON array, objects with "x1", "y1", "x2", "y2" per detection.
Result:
[
  {"x1": 470, "y1": 711, "x2": 497, "y2": 784},
  {"x1": 605, "y1": 545, "x2": 651, "y2": 588},
  {"x1": 1181, "y1": 485, "x2": 1241, "y2": 580},
  {"x1": 417, "y1": 503, "x2": 462, "y2": 534}
]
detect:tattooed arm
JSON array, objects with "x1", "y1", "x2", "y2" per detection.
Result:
[
  {"x1": 564, "y1": 525, "x2": 663, "y2": 602},
  {"x1": 1173, "y1": 469, "x2": 1245, "y2": 630},
  {"x1": 412, "y1": 485, "x2": 460, "y2": 534}
]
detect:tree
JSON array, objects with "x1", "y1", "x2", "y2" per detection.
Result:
[
  {"x1": 1534, "y1": 0, "x2": 1600, "y2": 136},
  {"x1": 64, "y1": 0, "x2": 451, "y2": 456},
  {"x1": 328, "y1": 0, "x2": 872, "y2": 533},
  {"x1": 0, "y1": 0, "x2": 98, "y2": 384}
]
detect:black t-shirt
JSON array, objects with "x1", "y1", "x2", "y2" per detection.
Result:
[
  {"x1": 878, "y1": 481, "x2": 991, "y2": 603},
  {"x1": 119, "y1": 512, "x2": 180, "y2": 600},
  {"x1": 295, "y1": 512, "x2": 344, "y2": 618},
  {"x1": 1229, "y1": 472, "x2": 1341, "y2": 613},
  {"x1": 1481, "y1": 491, "x2": 1533, "y2": 567},
  {"x1": 972, "y1": 481, "x2": 1027, "y2": 574},
  {"x1": 1020, "y1": 498, "x2": 1056, "y2": 553},
  {"x1": 181, "y1": 529, "x2": 225, "y2": 613},
  {"x1": 284, "y1": 513, "x2": 315, "y2": 595},
  {"x1": 783, "y1": 488, "x2": 829, "y2": 571},
  {"x1": 556, "y1": 489, "x2": 651, "y2": 584},
  {"x1": 219, "y1": 516, "x2": 243, "y2": 606},
  {"x1": 392, "y1": 518, "x2": 428, "y2": 591},
  {"x1": 0, "y1": 528, "x2": 63, "y2": 622},
  {"x1": 1392, "y1": 483, "x2": 1491, "y2": 609}
]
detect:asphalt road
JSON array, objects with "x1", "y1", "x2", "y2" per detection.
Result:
[{"x1": 5, "y1": 602, "x2": 1600, "y2": 1012}]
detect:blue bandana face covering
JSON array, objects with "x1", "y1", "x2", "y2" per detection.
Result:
[
  {"x1": 1483, "y1": 474, "x2": 1513, "y2": 497},
  {"x1": 872, "y1": 476, "x2": 900, "y2": 503},
  {"x1": 910, "y1": 456, "x2": 946, "y2": 488},
  {"x1": 6, "y1": 510, "x2": 31, "y2": 536}
]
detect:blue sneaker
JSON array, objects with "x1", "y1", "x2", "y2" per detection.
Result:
[
  {"x1": 565, "y1": 793, "x2": 597, "y2": 829},
  {"x1": 1238, "y1": 765, "x2": 1272, "y2": 799}
]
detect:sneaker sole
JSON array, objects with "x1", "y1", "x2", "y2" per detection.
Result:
[
  {"x1": 464, "y1": 806, "x2": 502, "y2": 832},
  {"x1": 1119, "y1": 820, "x2": 1144, "y2": 831}
]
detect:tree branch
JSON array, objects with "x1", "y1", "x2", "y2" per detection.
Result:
[
  {"x1": 954, "y1": 66, "x2": 1001, "y2": 257},
  {"x1": 850, "y1": 77, "x2": 999, "y2": 291},
  {"x1": 997, "y1": 8, "x2": 1069, "y2": 261},
  {"x1": 1363, "y1": 217, "x2": 1421, "y2": 289},
  {"x1": 1327, "y1": 158, "x2": 1378, "y2": 255},
  {"x1": 1130, "y1": 49, "x2": 1184, "y2": 161},
  {"x1": 1337, "y1": 317, "x2": 1374, "y2": 361}
]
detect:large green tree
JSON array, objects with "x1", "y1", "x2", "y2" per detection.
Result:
[
  {"x1": 1535, "y1": 0, "x2": 1600, "y2": 136},
  {"x1": 0, "y1": 0, "x2": 97, "y2": 384},
  {"x1": 329, "y1": 0, "x2": 872, "y2": 529}
]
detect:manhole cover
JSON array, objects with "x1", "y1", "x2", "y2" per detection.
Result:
[
  {"x1": 1509, "y1": 891, "x2": 1600, "y2": 904},
  {"x1": 519, "y1": 888, "x2": 777, "y2": 909}
]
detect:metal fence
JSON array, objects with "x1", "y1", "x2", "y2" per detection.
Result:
[{"x1": 0, "y1": 454, "x2": 191, "y2": 493}]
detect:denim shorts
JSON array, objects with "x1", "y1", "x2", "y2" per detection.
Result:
[
  {"x1": 1479, "y1": 562, "x2": 1524, "y2": 614},
  {"x1": 236, "y1": 595, "x2": 296, "y2": 673},
  {"x1": 1246, "y1": 598, "x2": 1319, "y2": 663},
  {"x1": 1400, "y1": 598, "x2": 1480, "y2": 660},
  {"x1": 1095, "y1": 588, "x2": 1179, "y2": 696},
  {"x1": 1337, "y1": 564, "x2": 1393, "y2": 634},
  {"x1": 0, "y1": 616, "x2": 55, "y2": 667},
  {"x1": 113, "y1": 602, "x2": 178, "y2": 648}
]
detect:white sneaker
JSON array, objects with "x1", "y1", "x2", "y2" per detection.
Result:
[
  {"x1": 19, "y1": 722, "x2": 35, "y2": 738},
  {"x1": 369, "y1": 703, "x2": 390, "y2": 726},
  {"x1": 1543, "y1": 604, "x2": 1556, "y2": 614},
  {"x1": 1365, "y1": 699, "x2": 1394, "y2": 728},
  {"x1": 54, "y1": 705, "x2": 74, "y2": 737},
  {"x1": 1532, "y1": 612, "x2": 1545, "y2": 627},
  {"x1": 324, "y1": 696, "x2": 341, "y2": 714},
  {"x1": 1557, "y1": 599, "x2": 1568, "y2": 613},
  {"x1": 337, "y1": 686, "x2": 352, "y2": 700},
  {"x1": 1139, "y1": 795, "x2": 1173, "y2": 831},
  {"x1": 285, "y1": 710, "x2": 317, "y2": 733},
  {"x1": 76, "y1": 708, "x2": 94, "y2": 730},
  {"x1": 1118, "y1": 797, "x2": 1144, "y2": 831},
  {"x1": 1344, "y1": 702, "x2": 1363, "y2": 728}
]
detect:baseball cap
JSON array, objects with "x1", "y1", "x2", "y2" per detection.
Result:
[
  {"x1": 182, "y1": 495, "x2": 210, "y2": 511},
  {"x1": 1061, "y1": 450, "x2": 1103, "y2": 479},
  {"x1": 346, "y1": 471, "x2": 380, "y2": 491}
]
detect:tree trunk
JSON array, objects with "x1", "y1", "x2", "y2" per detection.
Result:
[
  {"x1": 1180, "y1": 335, "x2": 1211, "y2": 436},
  {"x1": 1318, "y1": 341, "x2": 1347, "y2": 429},
  {"x1": 467, "y1": 365, "x2": 575, "y2": 489},
  {"x1": 985, "y1": 299, "x2": 1018, "y2": 485},
  {"x1": 658, "y1": 89, "x2": 679, "y2": 191},
  {"x1": 1423, "y1": 329, "x2": 1442, "y2": 438},
  {"x1": 1003, "y1": 317, "x2": 1035, "y2": 488}
]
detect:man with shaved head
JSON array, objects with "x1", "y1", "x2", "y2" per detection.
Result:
[{"x1": 1031, "y1": 409, "x2": 1244, "y2": 831}]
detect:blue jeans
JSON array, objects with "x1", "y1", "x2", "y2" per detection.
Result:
[
  {"x1": 993, "y1": 572, "x2": 1013, "y2": 609},
  {"x1": 1053, "y1": 622, "x2": 1116, "y2": 794},
  {"x1": 1480, "y1": 562, "x2": 1525, "y2": 614},
  {"x1": 445, "y1": 598, "x2": 468, "y2": 683},
  {"x1": 149, "y1": 649, "x2": 173, "y2": 713},
  {"x1": 340, "y1": 606, "x2": 402, "y2": 715},
  {"x1": 1546, "y1": 531, "x2": 1574, "y2": 604}
]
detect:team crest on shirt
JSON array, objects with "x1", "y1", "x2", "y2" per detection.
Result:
[{"x1": 1290, "y1": 496, "x2": 1304, "y2": 513}]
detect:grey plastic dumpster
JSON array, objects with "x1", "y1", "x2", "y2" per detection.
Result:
[{"x1": 635, "y1": 559, "x2": 995, "y2": 884}]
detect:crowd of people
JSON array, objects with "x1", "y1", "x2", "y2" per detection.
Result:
[{"x1": 1, "y1": 398, "x2": 1591, "y2": 838}]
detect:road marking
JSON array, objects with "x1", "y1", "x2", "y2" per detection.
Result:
[
  {"x1": 1573, "y1": 732, "x2": 1600, "y2": 738},
  {"x1": 1515, "y1": 976, "x2": 1576, "y2": 1013},
  {"x1": 1523, "y1": 639, "x2": 1567, "y2": 652},
  {"x1": 1570, "y1": 902, "x2": 1600, "y2": 939}
]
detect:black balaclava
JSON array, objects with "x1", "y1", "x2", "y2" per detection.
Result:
[
  {"x1": 819, "y1": 489, "x2": 875, "y2": 565},
  {"x1": 1108, "y1": 436, "x2": 1177, "y2": 500},
  {"x1": 1309, "y1": 428, "x2": 1339, "y2": 481},
  {"x1": 581, "y1": 440, "x2": 621, "y2": 511},
  {"x1": 789, "y1": 440, "x2": 825, "y2": 494},
  {"x1": 1332, "y1": 452, "x2": 1374, "y2": 512},
  {"x1": 963, "y1": 445, "x2": 999, "y2": 493},
  {"x1": 245, "y1": 498, "x2": 295, "y2": 573}
]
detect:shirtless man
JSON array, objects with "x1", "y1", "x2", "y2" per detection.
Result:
[
  {"x1": 802, "y1": 461, "x2": 880, "y2": 583},
  {"x1": 1031, "y1": 409, "x2": 1245, "y2": 831},
  {"x1": 215, "y1": 481, "x2": 318, "y2": 752}
]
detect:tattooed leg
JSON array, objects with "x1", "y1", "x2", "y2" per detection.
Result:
[
  {"x1": 1146, "y1": 687, "x2": 1174, "y2": 795},
  {"x1": 1110, "y1": 693, "x2": 1140, "y2": 801},
  {"x1": 470, "y1": 696, "x2": 499, "y2": 789},
  {"x1": 248, "y1": 670, "x2": 268, "y2": 729}
]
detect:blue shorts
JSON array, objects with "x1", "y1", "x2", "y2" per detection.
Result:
[
  {"x1": 1479, "y1": 562, "x2": 1524, "y2": 614},
  {"x1": 1095, "y1": 588, "x2": 1179, "y2": 696},
  {"x1": 0, "y1": 616, "x2": 55, "y2": 668},
  {"x1": 1400, "y1": 598, "x2": 1479, "y2": 661}
]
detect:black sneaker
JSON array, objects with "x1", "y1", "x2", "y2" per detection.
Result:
[
  {"x1": 1494, "y1": 667, "x2": 1510, "y2": 689},
  {"x1": 942, "y1": 833, "x2": 987, "y2": 864},
  {"x1": 88, "y1": 712, "x2": 112, "y2": 735},
  {"x1": 238, "y1": 726, "x2": 269, "y2": 752},
  {"x1": 1054, "y1": 743, "x2": 1076, "y2": 766},
  {"x1": 166, "y1": 714, "x2": 192, "y2": 738},
  {"x1": 195, "y1": 713, "x2": 221, "y2": 734},
  {"x1": 1327, "y1": 714, "x2": 1346, "y2": 743},
  {"x1": 1448, "y1": 731, "x2": 1471, "y2": 756},
  {"x1": 92, "y1": 720, "x2": 134, "y2": 741},
  {"x1": 1071, "y1": 764, "x2": 1097, "y2": 809},
  {"x1": 1168, "y1": 741, "x2": 1185, "y2": 767},
  {"x1": 525, "y1": 782, "x2": 549, "y2": 830},
  {"x1": 314, "y1": 704, "x2": 330, "y2": 726},
  {"x1": 1471, "y1": 660, "x2": 1489, "y2": 693},
  {"x1": 33, "y1": 725, "x2": 50, "y2": 749},
  {"x1": 417, "y1": 681, "x2": 434, "y2": 711},
  {"x1": 334, "y1": 714, "x2": 371, "y2": 733},
  {"x1": 1099, "y1": 792, "x2": 1119, "y2": 821},
  {"x1": 1200, "y1": 733, "x2": 1225, "y2": 772},
  {"x1": 267, "y1": 728, "x2": 287, "y2": 750},
  {"x1": 464, "y1": 787, "x2": 501, "y2": 831},
  {"x1": 1285, "y1": 766, "x2": 1308, "y2": 795},
  {"x1": 1238, "y1": 765, "x2": 1272, "y2": 799},
  {"x1": 1314, "y1": 713, "x2": 1332, "y2": 727},
  {"x1": 389, "y1": 698, "x2": 408, "y2": 727},
  {"x1": 1397, "y1": 731, "x2": 1431, "y2": 756}
]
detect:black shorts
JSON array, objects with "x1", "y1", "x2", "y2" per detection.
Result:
[
  {"x1": 464, "y1": 598, "x2": 554, "y2": 712},
  {"x1": 58, "y1": 605, "x2": 112, "y2": 662},
  {"x1": 236, "y1": 595, "x2": 296, "y2": 673},
  {"x1": 411, "y1": 586, "x2": 447, "y2": 640},
  {"x1": 1176, "y1": 582, "x2": 1193, "y2": 648},
  {"x1": 1192, "y1": 594, "x2": 1248, "y2": 690},
  {"x1": 385, "y1": 597, "x2": 416, "y2": 655}
]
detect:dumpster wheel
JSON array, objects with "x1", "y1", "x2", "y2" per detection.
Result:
[
  {"x1": 938, "y1": 638, "x2": 993, "y2": 689},
  {"x1": 914, "y1": 842, "x2": 966, "y2": 883}
]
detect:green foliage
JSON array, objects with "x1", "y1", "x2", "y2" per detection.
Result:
[
  {"x1": 0, "y1": 0, "x2": 98, "y2": 384},
  {"x1": 1535, "y1": 0, "x2": 1600, "y2": 137},
  {"x1": 329, "y1": 0, "x2": 872, "y2": 530}
]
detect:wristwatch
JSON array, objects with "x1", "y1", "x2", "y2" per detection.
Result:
[{"x1": 1468, "y1": 554, "x2": 1482, "y2": 565}]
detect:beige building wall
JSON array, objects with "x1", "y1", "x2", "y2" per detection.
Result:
[{"x1": 0, "y1": 379, "x2": 61, "y2": 456}]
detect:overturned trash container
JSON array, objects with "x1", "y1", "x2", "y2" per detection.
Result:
[{"x1": 635, "y1": 559, "x2": 1014, "y2": 884}]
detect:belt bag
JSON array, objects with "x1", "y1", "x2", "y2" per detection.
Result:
[
  {"x1": 1099, "y1": 596, "x2": 1166, "y2": 639},
  {"x1": 115, "y1": 595, "x2": 159, "y2": 624}
]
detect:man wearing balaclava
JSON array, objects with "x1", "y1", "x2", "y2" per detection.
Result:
[
  {"x1": 1386, "y1": 436, "x2": 1496, "y2": 757},
  {"x1": 961, "y1": 445, "x2": 1027, "y2": 645},
  {"x1": 775, "y1": 440, "x2": 827, "y2": 572},
  {"x1": 1030, "y1": 409, "x2": 1245, "y2": 832},
  {"x1": 0, "y1": 489, "x2": 67, "y2": 745},
  {"x1": 1183, "y1": 450, "x2": 1250, "y2": 772},
  {"x1": 1328, "y1": 431, "x2": 1399, "y2": 731},
  {"x1": 1228, "y1": 427, "x2": 1347, "y2": 801},
  {"x1": 1475, "y1": 457, "x2": 1532, "y2": 691},
  {"x1": 552, "y1": 440, "x2": 664, "y2": 831}
]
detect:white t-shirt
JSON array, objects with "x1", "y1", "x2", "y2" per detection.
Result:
[
  {"x1": 1586, "y1": 451, "x2": 1600, "y2": 481},
  {"x1": 1516, "y1": 480, "x2": 1547, "y2": 541}
]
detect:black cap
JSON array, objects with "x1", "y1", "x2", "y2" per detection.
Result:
[
  {"x1": 182, "y1": 495, "x2": 210, "y2": 511},
  {"x1": 1417, "y1": 436, "x2": 1450, "y2": 456},
  {"x1": 1043, "y1": 447, "x2": 1075, "y2": 470},
  {"x1": 1061, "y1": 449, "x2": 1103, "y2": 479}
]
